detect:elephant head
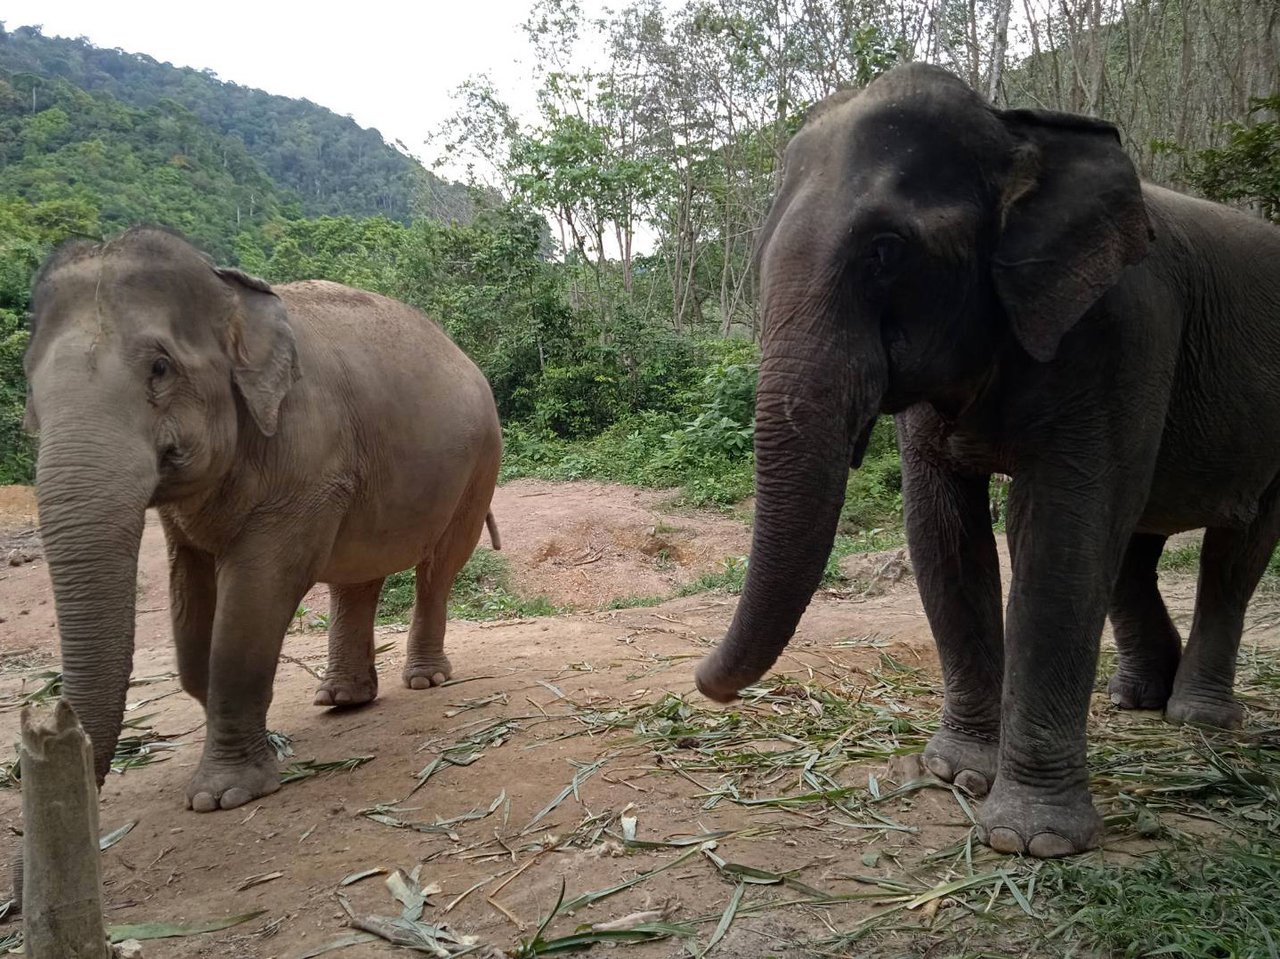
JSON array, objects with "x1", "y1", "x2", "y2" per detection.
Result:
[
  {"x1": 695, "y1": 63, "x2": 1151, "y2": 701},
  {"x1": 23, "y1": 227, "x2": 299, "y2": 789}
]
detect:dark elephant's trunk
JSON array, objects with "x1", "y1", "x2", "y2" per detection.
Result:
[
  {"x1": 696, "y1": 295, "x2": 886, "y2": 701},
  {"x1": 36, "y1": 429, "x2": 155, "y2": 787}
]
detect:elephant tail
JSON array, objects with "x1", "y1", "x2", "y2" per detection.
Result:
[{"x1": 485, "y1": 511, "x2": 502, "y2": 551}]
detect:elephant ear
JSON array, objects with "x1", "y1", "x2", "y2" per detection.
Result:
[
  {"x1": 216, "y1": 267, "x2": 301, "y2": 437},
  {"x1": 992, "y1": 109, "x2": 1153, "y2": 362}
]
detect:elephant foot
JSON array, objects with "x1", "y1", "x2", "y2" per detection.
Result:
[
  {"x1": 403, "y1": 654, "x2": 453, "y2": 689},
  {"x1": 186, "y1": 752, "x2": 280, "y2": 812},
  {"x1": 922, "y1": 722, "x2": 998, "y2": 798},
  {"x1": 1108, "y1": 665, "x2": 1174, "y2": 711},
  {"x1": 1165, "y1": 690, "x2": 1243, "y2": 730},
  {"x1": 979, "y1": 780, "x2": 1101, "y2": 858},
  {"x1": 314, "y1": 665, "x2": 378, "y2": 707}
]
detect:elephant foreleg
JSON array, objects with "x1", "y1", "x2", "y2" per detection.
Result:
[
  {"x1": 186, "y1": 529, "x2": 324, "y2": 812},
  {"x1": 981, "y1": 454, "x2": 1152, "y2": 858},
  {"x1": 899, "y1": 420, "x2": 1005, "y2": 798},
  {"x1": 1107, "y1": 533, "x2": 1181, "y2": 710}
]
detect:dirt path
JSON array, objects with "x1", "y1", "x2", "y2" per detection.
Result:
[{"x1": 0, "y1": 480, "x2": 1276, "y2": 957}]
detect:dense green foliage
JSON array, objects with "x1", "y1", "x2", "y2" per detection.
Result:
[
  {"x1": 0, "y1": 71, "x2": 287, "y2": 260},
  {"x1": 1183, "y1": 95, "x2": 1280, "y2": 222}
]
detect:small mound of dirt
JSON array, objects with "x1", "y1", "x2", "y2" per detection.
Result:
[
  {"x1": 839, "y1": 547, "x2": 913, "y2": 596},
  {"x1": 0, "y1": 485, "x2": 36, "y2": 530},
  {"x1": 491, "y1": 479, "x2": 752, "y2": 608}
]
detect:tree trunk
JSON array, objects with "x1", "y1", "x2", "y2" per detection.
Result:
[
  {"x1": 20, "y1": 700, "x2": 111, "y2": 959},
  {"x1": 988, "y1": 0, "x2": 1012, "y2": 103}
]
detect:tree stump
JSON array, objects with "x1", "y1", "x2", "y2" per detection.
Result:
[{"x1": 20, "y1": 699, "x2": 111, "y2": 959}]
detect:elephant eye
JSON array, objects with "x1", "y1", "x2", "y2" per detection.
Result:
[
  {"x1": 151, "y1": 356, "x2": 171, "y2": 379},
  {"x1": 863, "y1": 233, "x2": 905, "y2": 278}
]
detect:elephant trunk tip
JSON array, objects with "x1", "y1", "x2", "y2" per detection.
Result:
[{"x1": 693, "y1": 649, "x2": 768, "y2": 704}]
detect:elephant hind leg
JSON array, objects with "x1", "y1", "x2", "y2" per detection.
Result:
[
  {"x1": 1107, "y1": 533, "x2": 1181, "y2": 710},
  {"x1": 403, "y1": 482, "x2": 492, "y2": 690},
  {"x1": 314, "y1": 577, "x2": 385, "y2": 707},
  {"x1": 1167, "y1": 499, "x2": 1280, "y2": 729}
]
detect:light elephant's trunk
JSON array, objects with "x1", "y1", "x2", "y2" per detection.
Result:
[
  {"x1": 696, "y1": 298, "x2": 886, "y2": 702},
  {"x1": 10, "y1": 427, "x2": 154, "y2": 912},
  {"x1": 37, "y1": 432, "x2": 154, "y2": 786}
]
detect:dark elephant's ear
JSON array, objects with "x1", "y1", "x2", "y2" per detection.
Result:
[
  {"x1": 993, "y1": 109, "x2": 1153, "y2": 362},
  {"x1": 216, "y1": 267, "x2": 300, "y2": 437}
]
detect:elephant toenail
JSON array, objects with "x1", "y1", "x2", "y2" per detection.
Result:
[
  {"x1": 923, "y1": 755, "x2": 953, "y2": 782},
  {"x1": 985, "y1": 827, "x2": 1027, "y2": 855},
  {"x1": 432, "y1": 672, "x2": 447, "y2": 685},
  {"x1": 220, "y1": 787, "x2": 252, "y2": 809},
  {"x1": 1028, "y1": 832, "x2": 1078, "y2": 858},
  {"x1": 954, "y1": 769, "x2": 990, "y2": 797},
  {"x1": 190, "y1": 793, "x2": 217, "y2": 813},
  {"x1": 408, "y1": 675, "x2": 430, "y2": 689}
]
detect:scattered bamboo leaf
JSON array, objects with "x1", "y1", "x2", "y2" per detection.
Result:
[
  {"x1": 236, "y1": 871, "x2": 283, "y2": 891},
  {"x1": 99, "y1": 820, "x2": 137, "y2": 851},
  {"x1": 340, "y1": 867, "x2": 386, "y2": 887},
  {"x1": 281, "y1": 755, "x2": 373, "y2": 784},
  {"x1": 697, "y1": 884, "x2": 744, "y2": 957},
  {"x1": 109, "y1": 911, "x2": 266, "y2": 942},
  {"x1": 298, "y1": 932, "x2": 379, "y2": 957}
]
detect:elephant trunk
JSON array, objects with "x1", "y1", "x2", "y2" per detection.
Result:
[
  {"x1": 696, "y1": 308, "x2": 886, "y2": 702},
  {"x1": 36, "y1": 427, "x2": 155, "y2": 788}
]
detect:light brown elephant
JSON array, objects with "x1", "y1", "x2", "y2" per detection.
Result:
[{"x1": 21, "y1": 226, "x2": 502, "y2": 817}]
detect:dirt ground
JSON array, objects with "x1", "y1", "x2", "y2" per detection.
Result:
[{"x1": 0, "y1": 479, "x2": 1275, "y2": 957}]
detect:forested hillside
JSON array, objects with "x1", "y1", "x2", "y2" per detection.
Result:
[{"x1": 0, "y1": 24, "x2": 473, "y2": 224}]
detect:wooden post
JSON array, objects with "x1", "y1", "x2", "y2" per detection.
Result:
[{"x1": 20, "y1": 699, "x2": 111, "y2": 959}]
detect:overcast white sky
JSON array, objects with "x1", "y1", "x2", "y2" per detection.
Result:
[{"x1": 1, "y1": 0, "x2": 605, "y2": 177}]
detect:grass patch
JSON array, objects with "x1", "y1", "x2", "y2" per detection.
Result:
[
  {"x1": 1160, "y1": 535, "x2": 1280, "y2": 580},
  {"x1": 377, "y1": 548, "x2": 560, "y2": 624},
  {"x1": 603, "y1": 594, "x2": 669, "y2": 610},
  {"x1": 501, "y1": 416, "x2": 755, "y2": 509},
  {"x1": 677, "y1": 555, "x2": 749, "y2": 596},
  {"x1": 1044, "y1": 840, "x2": 1280, "y2": 957},
  {"x1": 1159, "y1": 539, "x2": 1203, "y2": 572}
]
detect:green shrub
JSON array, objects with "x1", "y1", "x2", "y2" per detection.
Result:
[
  {"x1": 532, "y1": 363, "x2": 625, "y2": 438},
  {"x1": 377, "y1": 548, "x2": 559, "y2": 623},
  {"x1": 0, "y1": 310, "x2": 32, "y2": 485},
  {"x1": 841, "y1": 417, "x2": 902, "y2": 532}
]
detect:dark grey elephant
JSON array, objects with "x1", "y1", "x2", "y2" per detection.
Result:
[
  {"x1": 694, "y1": 63, "x2": 1280, "y2": 857},
  {"x1": 20, "y1": 227, "x2": 501, "y2": 830}
]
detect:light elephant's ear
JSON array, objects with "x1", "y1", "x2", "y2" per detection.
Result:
[
  {"x1": 216, "y1": 267, "x2": 300, "y2": 437},
  {"x1": 992, "y1": 109, "x2": 1153, "y2": 362}
]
